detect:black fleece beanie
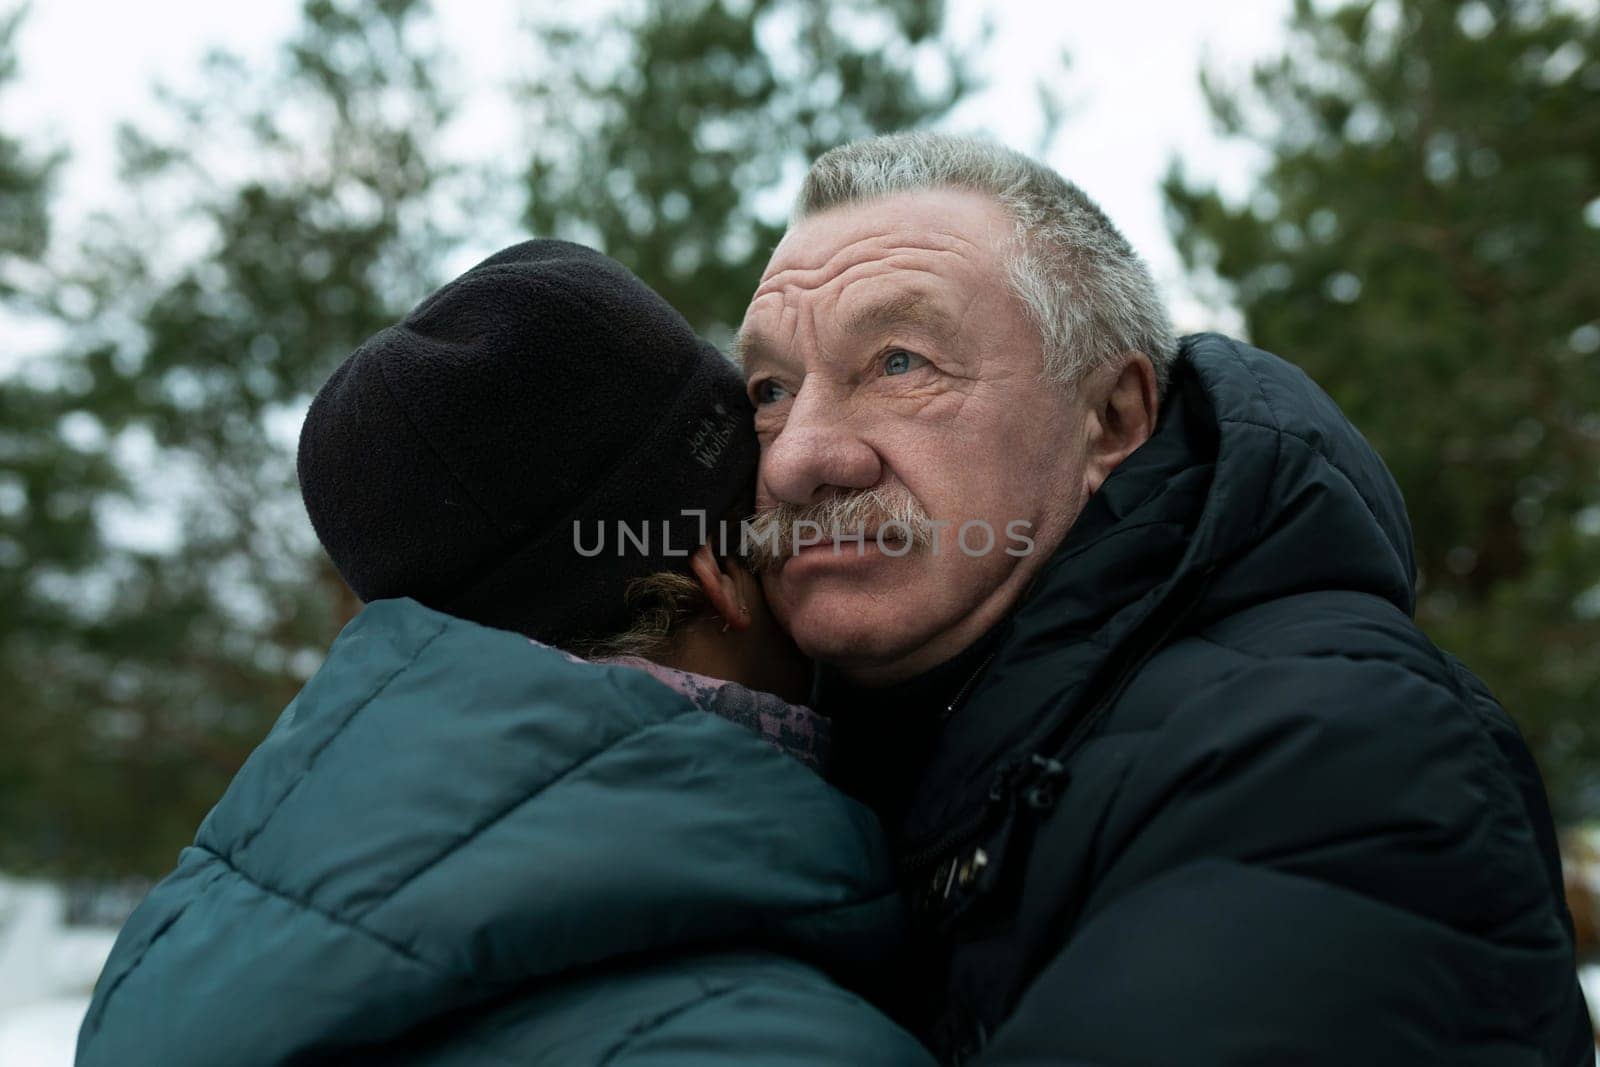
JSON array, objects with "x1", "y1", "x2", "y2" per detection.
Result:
[{"x1": 296, "y1": 239, "x2": 757, "y2": 646}]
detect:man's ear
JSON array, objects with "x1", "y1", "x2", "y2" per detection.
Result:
[
  {"x1": 1084, "y1": 352, "x2": 1158, "y2": 497},
  {"x1": 688, "y1": 543, "x2": 751, "y2": 632}
]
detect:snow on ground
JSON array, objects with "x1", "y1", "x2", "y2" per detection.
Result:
[
  {"x1": 0, "y1": 996, "x2": 91, "y2": 1067},
  {"x1": 1584, "y1": 964, "x2": 1600, "y2": 1041},
  {"x1": 0, "y1": 876, "x2": 120, "y2": 1066}
]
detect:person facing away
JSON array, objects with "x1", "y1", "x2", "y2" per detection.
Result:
[
  {"x1": 76, "y1": 240, "x2": 933, "y2": 1066},
  {"x1": 734, "y1": 131, "x2": 1593, "y2": 1064}
]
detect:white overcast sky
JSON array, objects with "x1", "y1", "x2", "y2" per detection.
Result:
[{"x1": 5, "y1": 0, "x2": 1298, "y2": 335}]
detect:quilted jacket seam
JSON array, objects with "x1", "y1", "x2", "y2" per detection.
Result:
[
  {"x1": 1217, "y1": 413, "x2": 1393, "y2": 556},
  {"x1": 358, "y1": 700, "x2": 903, "y2": 935},
  {"x1": 1184, "y1": 634, "x2": 1537, "y2": 991},
  {"x1": 356, "y1": 702, "x2": 707, "y2": 922},
  {"x1": 1190, "y1": 633, "x2": 1458, "y2": 698},
  {"x1": 1222, "y1": 337, "x2": 1289, "y2": 555},
  {"x1": 230, "y1": 618, "x2": 449, "y2": 861},
  {"x1": 193, "y1": 842, "x2": 459, "y2": 977},
  {"x1": 79, "y1": 857, "x2": 229, "y2": 1045},
  {"x1": 597, "y1": 986, "x2": 743, "y2": 1066}
]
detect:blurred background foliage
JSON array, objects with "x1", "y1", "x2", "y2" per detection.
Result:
[
  {"x1": 1167, "y1": 0, "x2": 1600, "y2": 814},
  {"x1": 0, "y1": 0, "x2": 974, "y2": 879},
  {"x1": 0, "y1": 0, "x2": 1595, "y2": 880}
]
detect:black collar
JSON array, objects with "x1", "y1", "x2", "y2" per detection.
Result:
[{"x1": 818, "y1": 620, "x2": 1009, "y2": 832}]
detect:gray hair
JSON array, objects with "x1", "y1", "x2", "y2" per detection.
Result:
[{"x1": 794, "y1": 131, "x2": 1177, "y2": 392}]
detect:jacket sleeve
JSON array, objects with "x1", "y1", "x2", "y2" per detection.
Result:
[
  {"x1": 559, "y1": 953, "x2": 935, "y2": 1067},
  {"x1": 978, "y1": 647, "x2": 1591, "y2": 1066},
  {"x1": 609, "y1": 981, "x2": 935, "y2": 1067},
  {"x1": 378, "y1": 950, "x2": 935, "y2": 1067}
]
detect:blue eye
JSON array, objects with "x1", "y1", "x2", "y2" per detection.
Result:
[
  {"x1": 753, "y1": 379, "x2": 789, "y2": 405},
  {"x1": 883, "y1": 349, "x2": 928, "y2": 376}
]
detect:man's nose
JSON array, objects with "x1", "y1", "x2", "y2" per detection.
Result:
[{"x1": 759, "y1": 384, "x2": 882, "y2": 505}]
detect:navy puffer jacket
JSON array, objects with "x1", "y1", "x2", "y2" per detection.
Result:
[{"x1": 831, "y1": 335, "x2": 1592, "y2": 1064}]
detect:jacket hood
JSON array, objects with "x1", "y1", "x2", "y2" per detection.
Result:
[
  {"x1": 1175, "y1": 332, "x2": 1415, "y2": 617},
  {"x1": 899, "y1": 333, "x2": 1418, "y2": 844},
  {"x1": 80, "y1": 600, "x2": 906, "y2": 1064}
]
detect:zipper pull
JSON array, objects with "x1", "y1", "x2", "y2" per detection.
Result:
[
  {"x1": 909, "y1": 760, "x2": 1028, "y2": 918},
  {"x1": 930, "y1": 845, "x2": 991, "y2": 904},
  {"x1": 943, "y1": 648, "x2": 1000, "y2": 720},
  {"x1": 1022, "y1": 753, "x2": 1069, "y2": 811},
  {"x1": 987, "y1": 758, "x2": 1022, "y2": 803},
  {"x1": 954, "y1": 847, "x2": 990, "y2": 893}
]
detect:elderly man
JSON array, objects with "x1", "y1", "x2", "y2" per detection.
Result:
[{"x1": 737, "y1": 132, "x2": 1592, "y2": 1064}]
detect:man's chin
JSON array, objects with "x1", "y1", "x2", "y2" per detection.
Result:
[{"x1": 774, "y1": 587, "x2": 932, "y2": 676}]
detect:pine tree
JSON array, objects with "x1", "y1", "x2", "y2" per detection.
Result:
[
  {"x1": 0, "y1": 5, "x2": 128, "y2": 879},
  {"x1": 1, "y1": 0, "x2": 459, "y2": 878},
  {"x1": 1165, "y1": 0, "x2": 1600, "y2": 814},
  {"x1": 0, "y1": 7, "x2": 50, "y2": 294},
  {"x1": 522, "y1": 0, "x2": 978, "y2": 339},
  {"x1": 2, "y1": 0, "x2": 983, "y2": 879}
]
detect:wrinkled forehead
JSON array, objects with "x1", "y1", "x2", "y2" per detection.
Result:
[
  {"x1": 737, "y1": 189, "x2": 1014, "y2": 362},
  {"x1": 759, "y1": 187, "x2": 1012, "y2": 288}
]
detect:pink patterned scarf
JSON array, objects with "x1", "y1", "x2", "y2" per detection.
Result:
[{"x1": 533, "y1": 641, "x2": 832, "y2": 774}]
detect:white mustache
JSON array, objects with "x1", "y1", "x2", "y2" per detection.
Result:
[{"x1": 742, "y1": 485, "x2": 934, "y2": 572}]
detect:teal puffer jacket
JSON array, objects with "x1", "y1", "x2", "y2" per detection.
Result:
[{"x1": 77, "y1": 599, "x2": 930, "y2": 1065}]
